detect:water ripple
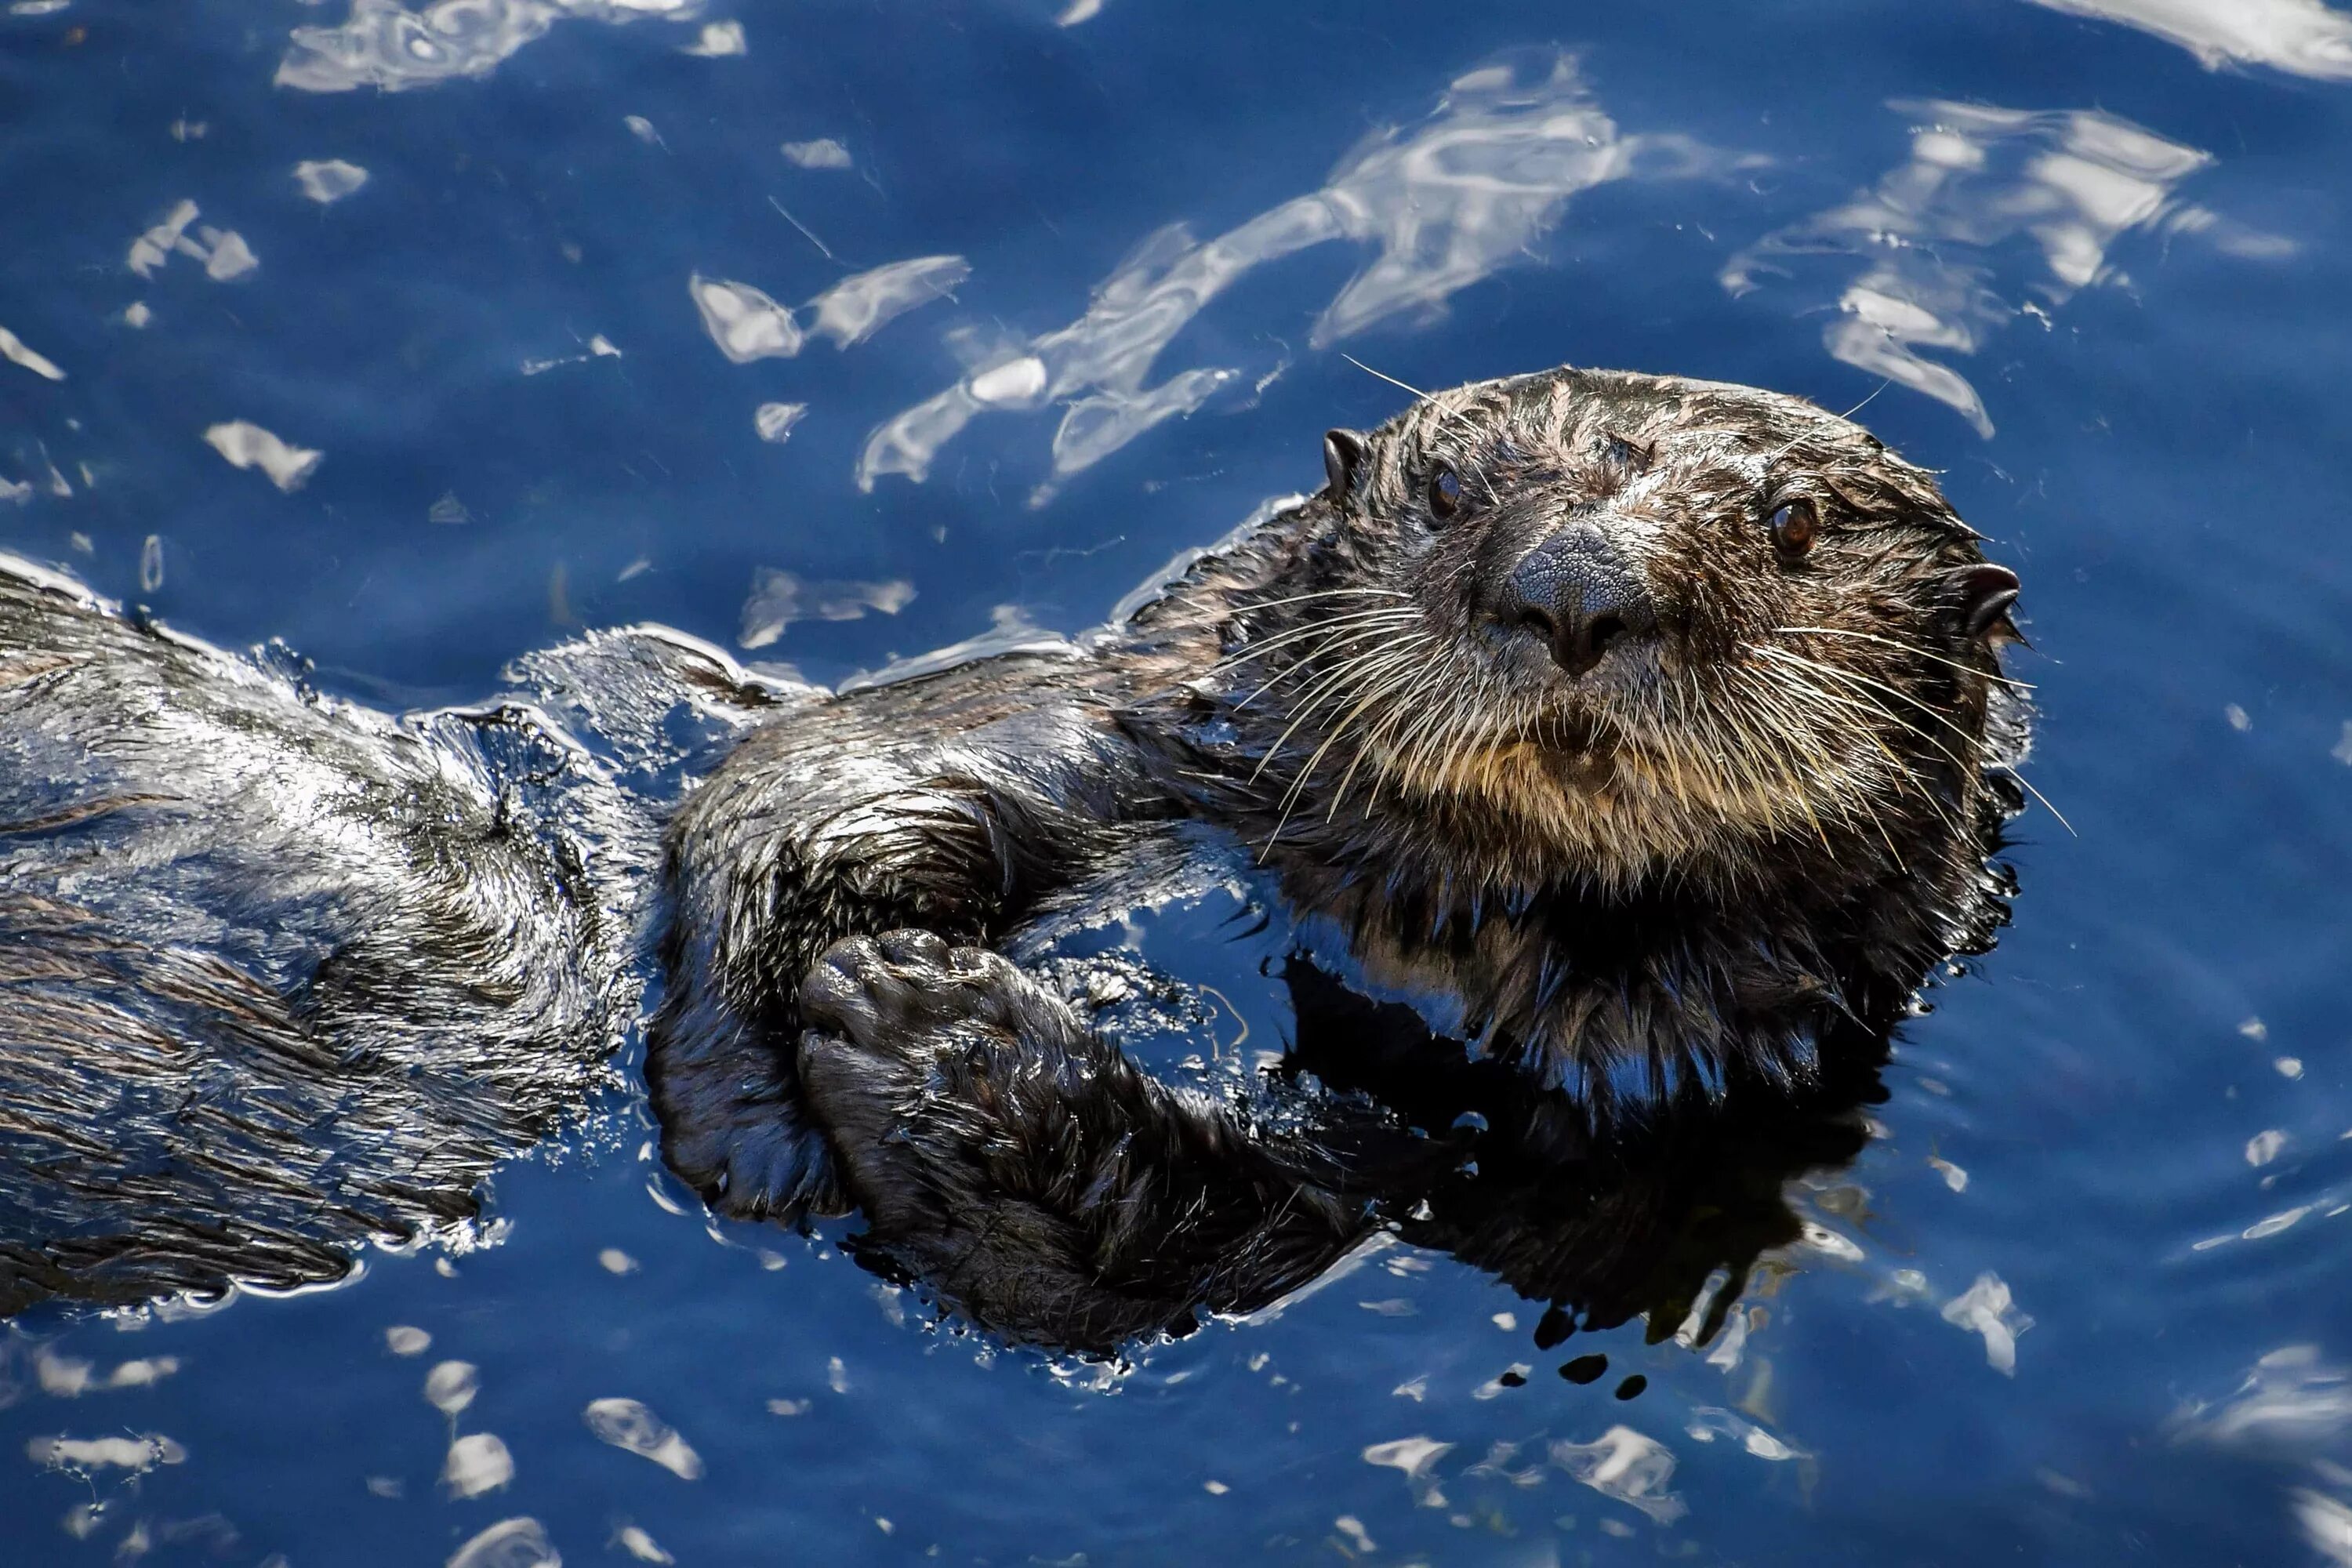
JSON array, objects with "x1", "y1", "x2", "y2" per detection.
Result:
[
  {"x1": 278, "y1": 0, "x2": 709, "y2": 93},
  {"x1": 1723, "y1": 100, "x2": 2286, "y2": 435}
]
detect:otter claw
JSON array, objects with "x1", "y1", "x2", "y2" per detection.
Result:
[{"x1": 878, "y1": 927, "x2": 950, "y2": 967}]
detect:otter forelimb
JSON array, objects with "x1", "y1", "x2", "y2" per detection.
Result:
[
  {"x1": 648, "y1": 653, "x2": 1177, "y2": 1221},
  {"x1": 798, "y1": 931, "x2": 1372, "y2": 1348}
]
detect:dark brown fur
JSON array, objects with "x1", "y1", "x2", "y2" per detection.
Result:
[
  {"x1": 0, "y1": 564, "x2": 778, "y2": 1313},
  {"x1": 0, "y1": 366, "x2": 2028, "y2": 1347},
  {"x1": 652, "y1": 366, "x2": 2031, "y2": 1347}
]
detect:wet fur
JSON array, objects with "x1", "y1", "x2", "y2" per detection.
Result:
[
  {"x1": 655, "y1": 368, "x2": 2029, "y2": 1346},
  {"x1": 0, "y1": 564, "x2": 774, "y2": 1312},
  {"x1": 0, "y1": 367, "x2": 2027, "y2": 1347}
]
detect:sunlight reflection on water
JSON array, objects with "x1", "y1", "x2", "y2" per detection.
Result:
[{"x1": 0, "y1": 0, "x2": 2350, "y2": 1562}]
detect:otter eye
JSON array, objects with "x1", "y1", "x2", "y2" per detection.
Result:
[
  {"x1": 1428, "y1": 463, "x2": 1464, "y2": 521},
  {"x1": 1769, "y1": 498, "x2": 1818, "y2": 561}
]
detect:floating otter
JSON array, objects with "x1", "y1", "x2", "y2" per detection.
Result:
[{"x1": 0, "y1": 367, "x2": 2029, "y2": 1349}]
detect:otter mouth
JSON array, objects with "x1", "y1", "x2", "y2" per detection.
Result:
[
  {"x1": 1524, "y1": 731, "x2": 1624, "y2": 794},
  {"x1": 1434, "y1": 706, "x2": 1629, "y2": 803},
  {"x1": 1509, "y1": 702, "x2": 1619, "y2": 760},
  {"x1": 1472, "y1": 619, "x2": 1675, "y2": 744}
]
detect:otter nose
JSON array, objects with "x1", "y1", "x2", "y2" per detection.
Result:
[{"x1": 1495, "y1": 522, "x2": 1657, "y2": 678}]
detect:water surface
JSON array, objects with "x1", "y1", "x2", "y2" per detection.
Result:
[{"x1": 3, "y1": 1, "x2": 2351, "y2": 1563}]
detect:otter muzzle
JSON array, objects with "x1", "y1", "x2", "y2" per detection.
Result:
[{"x1": 1495, "y1": 522, "x2": 1658, "y2": 678}]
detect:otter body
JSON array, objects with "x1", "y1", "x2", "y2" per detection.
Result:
[
  {"x1": 653, "y1": 368, "x2": 2027, "y2": 1344},
  {"x1": 0, "y1": 367, "x2": 2028, "y2": 1345}
]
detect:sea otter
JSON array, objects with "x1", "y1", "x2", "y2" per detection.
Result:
[
  {"x1": 651, "y1": 366, "x2": 2030, "y2": 1345},
  {"x1": 0, "y1": 367, "x2": 2028, "y2": 1348}
]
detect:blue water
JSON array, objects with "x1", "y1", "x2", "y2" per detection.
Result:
[{"x1": 5, "y1": 0, "x2": 2352, "y2": 1562}]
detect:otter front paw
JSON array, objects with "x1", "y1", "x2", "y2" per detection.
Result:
[
  {"x1": 795, "y1": 931, "x2": 1363, "y2": 1349},
  {"x1": 800, "y1": 929, "x2": 1086, "y2": 1068},
  {"x1": 666, "y1": 1108, "x2": 844, "y2": 1225},
  {"x1": 796, "y1": 930, "x2": 1095, "y2": 1232},
  {"x1": 801, "y1": 930, "x2": 1243, "y2": 1345}
]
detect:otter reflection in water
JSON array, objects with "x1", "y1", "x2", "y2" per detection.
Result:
[{"x1": 0, "y1": 367, "x2": 2028, "y2": 1351}]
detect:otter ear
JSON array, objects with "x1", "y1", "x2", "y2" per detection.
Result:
[
  {"x1": 1952, "y1": 563, "x2": 2022, "y2": 641},
  {"x1": 1323, "y1": 429, "x2": 1368, "y2": 507}
]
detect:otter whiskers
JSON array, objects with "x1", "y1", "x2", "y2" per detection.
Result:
[
  {"x1": 1227, "y1": 630, "x2": 1414, "y2": 720},
  {"x1": 1230, "y1": 592, "x2": 1512, "y2": 852},
  {"x1": 1200, "y1": 596, "x2": 1416, "y2": 679},
  {"x1": 1321, "y1": 640, "x2": 1462, "y2": 817},
  {"x1": 1241, "y1": 621, "x2": 1430, "y2": 768},
  {"x1": 1223, "y1": 606, "x2": 1421, "y2": 677},
  {"x1": 1263, "y1": 634, "x2": 1436, "y2": 781},
  {"x1": 1271, "y1": 642, "x2": 1444, "y2": 840},
  {"x1": 1564, "y1": 652, "x2": 1929, "y2": 877},
  {"x1": 1651, "y1": 668, "x2": 1875, "y2": 858},
  {"x1": 1771, "y1": 625, "x2": 2034, "y2": 691},
  {"x1": 1727, "y1": 662, "x2": 1930, "y2": 860},
  {"x1": 1711, "y1": 674, "x2": 1842, "y2": 856},
  {"x1": 1755, "y1": 655, "x2": 1975, "y2": 828},
  {"x1": 1242, "y1": 611, "x2": 1421, "y2": 738},
  {"x1": 1221, "y1": 586, "x2": 1413, "y2": 617},
  {"x1": 1749, "y1": 644, "x2": 2070, "y2": 834}
]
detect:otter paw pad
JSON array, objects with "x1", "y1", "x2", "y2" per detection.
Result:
[
  {"x1": 796, "y1": 931, "x2": 1095, "y2": 1139},
  {"x1": 796, "y1": 931, "x2": 1092, "y2": 1226},
  {"x1": 799, "y1": 930, "x2": 1073, "y2": 1058}
]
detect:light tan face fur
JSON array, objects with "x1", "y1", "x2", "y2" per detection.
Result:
[{"x1": 1305, "y1": 369, "x2": 2010, "y2": 893}]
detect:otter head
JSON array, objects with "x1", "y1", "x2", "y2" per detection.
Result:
[{"x1": 1296, "y1": 366, "x2": 2024, "y2": 895}]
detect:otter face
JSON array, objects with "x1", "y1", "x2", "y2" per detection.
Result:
[{"x1": 1306, "y1": 367, "x2": 2023, "y2": 888}]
